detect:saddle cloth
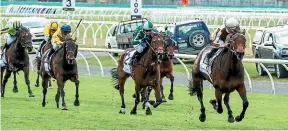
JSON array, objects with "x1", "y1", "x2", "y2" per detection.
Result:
[
  {"x1": 123, "y1": 50, "x2": 136, "y2": 75},
  {"x1": 199, "y1": 48, "x2": 223, "y2": 81},
  {"x1": 44, "y1": 47, "x2": 62, "y2": 74}
]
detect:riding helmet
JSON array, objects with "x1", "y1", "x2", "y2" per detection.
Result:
[
  {"x1": 143, "y1": 21, "x2": 153, "y2": 31},
  {"x1": 61, "y1": 24, "x2": 71, "y2": 32},
  {"x1": 50, "y1": 22, "x2": 59, "y2": 30},
  {"x1": 225, "y1": 17, "x2": 240, "y2": 28}
]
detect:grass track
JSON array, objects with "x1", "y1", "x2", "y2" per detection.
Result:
[{"x1": 1, "y1": 72, "x2": 288, "y2": 130}]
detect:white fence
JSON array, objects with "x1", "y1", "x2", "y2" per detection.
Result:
[{"x1": 27, "y1": 46, "x2": 288, "y2": 95}]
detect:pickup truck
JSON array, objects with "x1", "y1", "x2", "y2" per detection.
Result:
[
  {"x1": 252, "y1": 25, "x2": 288, "y2": 78},
  {"x1": 105, "y1": 18, "x2": 148, "y2": 56}
]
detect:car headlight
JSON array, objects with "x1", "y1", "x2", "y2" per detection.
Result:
[{"x1": 281, "y1": 48, "x2": 288, "y2": 55}]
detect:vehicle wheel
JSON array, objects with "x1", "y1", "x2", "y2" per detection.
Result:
[
  {"x1": 188, "y1": 30, "x2": 209, "y2": 50},
  {"x1": 108, "y1": 43, "x2": 118, "y2": 57},
  {"x1": 275, "y1": 64, "x2": 288, "y2": 78}
]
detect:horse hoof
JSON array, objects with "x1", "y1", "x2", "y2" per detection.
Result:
[
  {"x1": 145, "y1": 110, "x2": 152, "y2": 115},
  {"x1": 148, "y1": 100, "x2": 155, "y2": 105},
  {"x1": 42, "y1": 102, "x2": 46, "y2": 107},
  {"x1": 13, "y1": 88, "x2": 18, "y2": 93},
  {"x1": 35, "y1": 83, "x2": 39, "y2": 87},
  {"x1": 199, "y1": 114, "x2": 206, "y2": 122},
  {"x1": 228, "y1": 116, "x2": 235, "y2": 123},
  {"x1": 29, "y1": 94, "x2": 35, "y2": 97},
  {"x1": 62, "y1": 107, "x2": 68, "y2": 110},
  {"x1": 130, "y1": 111, "x2": 137, "y2": 115},
  {"x1": 235, "y1": 116, "x2": 243, "y2": 122},
  {"x1": 168, "y1": 95, "x2": 174, "y2": 100},
  {"x1": 74, "y1": 100, "x2": 80, "y2": 106},
  {"x1": 162, "y1": 98, "x2": 167, "y2": 103},
  {"x1": 119, "y1": 108, "x2": 125, "y2": 114},
  {"x1": 132, "y1": 93, "x2": 136, "y2": 98},
  {"x1": 217, "y1": 108, "x2": 223, "y2": 114}
]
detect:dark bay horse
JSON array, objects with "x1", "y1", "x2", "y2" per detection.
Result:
[
  {"x1": 136, "y1": 35, "x2": 176, "y2": 102},
  {"x1": 111, "y1": 33, "x2": 165, "y2": 115},
  {"x1": 1, "y1": 27, "x2": 34, "y2": 97},
  {"x1": 189, "y1": 32, "x2": 249, "y2": 123},
  {"x1": 40, "y1": 35, "x2": 79, "y2": 110},
  {"x1": 34, "y1": 40, "x2": 52, "y2": 88}
]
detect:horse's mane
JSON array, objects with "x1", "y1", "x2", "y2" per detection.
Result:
[{"x1": 232, "y1": 33, "x2": 246, "y2": 42}]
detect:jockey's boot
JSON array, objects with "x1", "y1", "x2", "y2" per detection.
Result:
[
  {"x1": 37, "y1": 40, "x2": 47, "y2": 58},
  {"x1": 131, "y1": 51, "x2": 139, "y2": 65},
  {"x1": 1, "y1": 43, "x2": 7, "y2": 52},
  {"x1": 45, "y1": 48, "x2": 55, "y2": 63}
]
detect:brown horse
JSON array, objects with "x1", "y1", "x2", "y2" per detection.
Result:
[
  {"x1": 135, "y1": 35, "x2": 176, "y2": 102},
  {"x1": 1, "y1": 27, "x2": 34, "y2": 97},
  {"x1": 34, "y1": 40, "x2": 52, "y2": 88},
  {"x1": 40, "y1": 35, "x2": 79, "y2": 110},
  {"x1": 189, "y1": 32, "x2": 248, "y2": 123},
  {"x1": 111, "y1": 33, "x2": 165, "y2": 115}
]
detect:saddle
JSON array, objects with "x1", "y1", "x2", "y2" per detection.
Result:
[{"x1": 44, "y1": 47, "x2": 63, "y2": 77}]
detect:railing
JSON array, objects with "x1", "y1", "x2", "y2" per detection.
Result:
[{"x1": 25, "y1": 46, "x2": 288, "y2": 95}]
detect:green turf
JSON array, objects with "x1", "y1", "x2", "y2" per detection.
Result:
[{"x1": 1, "y1": 72, "x2": 288, "y2": 130}]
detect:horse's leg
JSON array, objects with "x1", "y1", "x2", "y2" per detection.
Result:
[
  {"x1": 191, "y1": 78, "x2": 206, "y2": 122},
  {"x1": 1, "y1": 69, "x2": 11, "y2": 97},
  {"x1": 55, "y1": 86, "x2": 60, "y2": 108},
  {"x1": 41, "y1": 75, "x2": 49, "y2": 107},
  {"x1": 144, "y1": 87, "x2": 152, "y2": 115},
  {"x1": 160, "y1": 78, "x2": 167, "y2": 102},
  {"x1": 12, "y1": 72, "x2": 18, "y2": 93},
  {"x1": 0, "y1": 67, "x2": 4, "y2": 96},
  {"x1": 215, "y1": 89, "x2": 223, "y2": 114},
  {"x1": 168, "y1": 73, "x2": 174, "y2": 100},
  {"x1": 118, "y1": 73, "x2": 127, "y2": 114},
  {"x1": 23, "y1": 66, "x2": 34, "y2": 97},
  {"x1": 130, "y1": 84, "x2": 141, "y2": 115},
  {"x1": 58, "y1": 80, "x2": 67, "y2": 110},
  {"x1": 70, "y1": 77, "x2": 80, "y2": 106},
  {"x1": 224, "y1": 93, "x2": 235, "y2": 123},
  {"x1": 48, "y1": 78, "x2": 52, "y2": 87},
  {"x1": 235, "y1": 84, "x2": 249, "y2": 122},
  {"x1": 152, "y1": 82, "x2": 163, "y2": 108},
  {"x1": 35, "y1": 59, "x2": 41, "y2": 87}
]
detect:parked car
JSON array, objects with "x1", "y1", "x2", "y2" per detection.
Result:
[
  {"x1": 252, "y1": 26, "x2": 288, "y2": 78},
  {"x1": 105, "y1": 18, "x2": 148, "y2": 56},
  {"x1": 172, "y1": 20, "x2": 212, "y2": 55},
  {"x1": 8, "y1": 17, "x2": 48, "y2": 53}
]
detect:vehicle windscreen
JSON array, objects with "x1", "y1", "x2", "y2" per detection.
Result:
[
  {"x1": 23, "y1": 21, "x2": 45, "y2": 28},
  {"x1": 119, "y1": 21, "x2": 145, "y2": 34},
  {"x1": 176, "y1": 22, "x2": 205, "y2": 37},
  {"x1": 253, "y1": 30, "x2": 263, "y2": 44},
  {"x1": 275, "y1": 31, "x2": 288, "y2": 45}
]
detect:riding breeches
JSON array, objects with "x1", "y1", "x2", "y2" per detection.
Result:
[
  {"x1": 52, "y1": 42, "x2": 63, "y2": 50},
  {"x1": 6, "y1": 34, "x2": 16, "y2": 45},
  {"x1": 133, "y1": 42, "x2": 147, "y2": 53}
]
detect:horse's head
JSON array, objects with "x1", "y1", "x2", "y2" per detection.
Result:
[
  {"x1": 64, "y1": 35, "x2": 78, "y2": 65},
  {"x1": 150, "y1": 33, "x2": 165, "y2": 59},
  {"x1": 164, "y1": 37, "x2": 175, "y2": 59},
  {"x1": 18, "y1": 27, "x2": 33, "y2": 51},
  {"x1": 229, "y1": 32, "x2": 246, "y2": 60}
]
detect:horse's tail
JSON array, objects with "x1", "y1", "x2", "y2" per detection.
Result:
[
  {"x1": 33, "y1": 57, "x2": 40, "y2": 70},
  {"x1": 110, "y1": 67, "x2": 119, "y2": 90}
]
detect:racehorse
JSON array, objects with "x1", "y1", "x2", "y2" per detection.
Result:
[
  {"x1": 111, "y1": 33, "x2": 165, "y2": 115},
  {"x1": 34, "y1": 40, "x2": 52, "y2": 88},
  {"x1": 40, "y1": 35, "x2": 79, "y2": 110},
  {"x1": 133, "y1": 34, "x2": 176, "y2": 102},
  {"x1": 1, "y1": 27, "x2": 34, "y2": 97},
  {"x1": 189, "y1": 32, "x2": 249, "y2": 123}
]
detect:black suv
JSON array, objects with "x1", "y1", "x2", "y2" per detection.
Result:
[{"x1": 252, "y1": 26, "x2": 288, "y2": 78}]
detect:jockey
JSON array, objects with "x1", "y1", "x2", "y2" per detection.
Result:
[
  {"x1": 36, "y1": 21, "x2": 59, "y2": 57},
  {"x1": 131, "y1": 21, "x2": 155, "y2": 62},
  {"x1": 213, "y1": 17, "x2": 241, "y2": 47},
  {"x1": 44, "y1": 24, "x2": 76, "y2": 63},
  {"x1": 0, "y1": 20, "x2": 22, "y2": 51}
]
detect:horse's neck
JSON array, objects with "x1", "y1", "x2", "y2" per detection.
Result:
[
  {"x1": 12, "y1": 39, "x2": 25, "y2": 55},
  {"x1": 221, "y1": 50, "x2": 243, "y2": 75},
  {"x1": 141, "y1": 48, "x2": 157, "y2": 68}
]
